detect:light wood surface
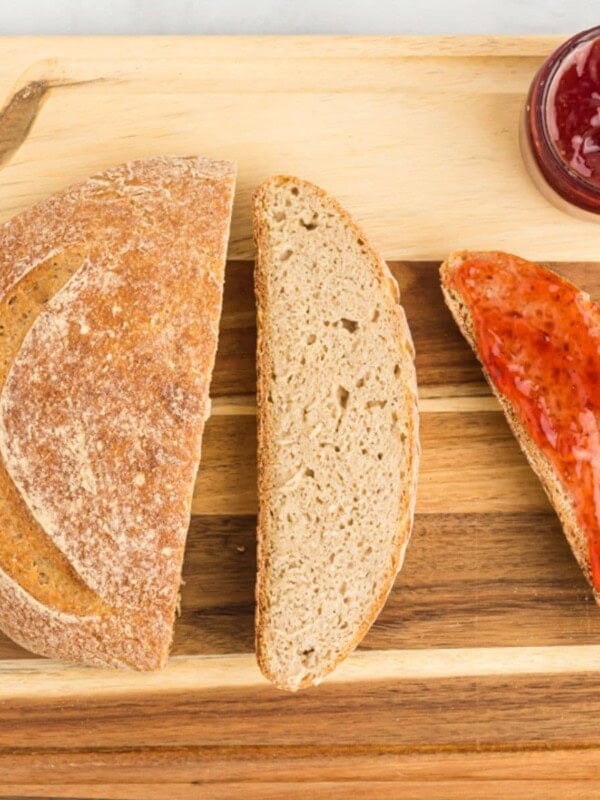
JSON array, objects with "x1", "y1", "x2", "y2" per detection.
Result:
[
  {"x1": 0, "y1": 34, "x2": 598, "y2": 799},
  {"x1": 0, "y1": 35, "x2": 596, "y2": 265}
]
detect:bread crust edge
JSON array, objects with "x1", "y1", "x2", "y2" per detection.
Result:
[
  {"x1": 440, "y1": 249, "x2": 600, "y2": 605},
  {"x1": 253, "y1": 175, "x2": 420, "y2": 691},
  {"x1": 0, "y1": 155, "x2": 237, "y2": 669}
]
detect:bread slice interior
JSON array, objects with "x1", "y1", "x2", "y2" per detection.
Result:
[{"x1": 254, "y1": 176, "x2": 419, "y2": 690}]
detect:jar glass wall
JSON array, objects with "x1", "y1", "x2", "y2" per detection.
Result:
[{"x1": 521, "y1": 26, "x2": 600, "y2": 219}]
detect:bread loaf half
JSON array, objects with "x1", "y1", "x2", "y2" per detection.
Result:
[
  {"x1": 441, "y1": 250, "x2": 600, "y2": 602},
  {"x1": 0, "y1": 155, "x2": 235, "y2": 668},
  {"x1": 253, "y1": 176, "x2": 419, "y2": 691}
]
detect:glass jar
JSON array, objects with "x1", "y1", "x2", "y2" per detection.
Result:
[{"x1": 520, "y1": 25, "x2": 600, "y2": 219}]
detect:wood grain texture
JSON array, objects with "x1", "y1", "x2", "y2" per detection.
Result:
[
  {"x1": 3, "y1": 745, "x2": 600, "y2": 787},
  {"x1": 0, "y1": 36, "x2": 595, "y2": 264},
  {"x1": 3, "y1": 777, "x2": 600, "y2": 800},
  {"x1": 6, "y1": 655, "x2": 600, "y2": 748},
  {"x1": 0, "y1": 250, "x2": 596, "y2": 788},
  {"x1": 1, "y1": 36, "x2": 600, "y2": 797},
  {"x1": 4, "y1": 511, "x2": 594, "y2": 661},
  {"x1": 2, "y1": 256, "x2": 600, "y2": 794}
]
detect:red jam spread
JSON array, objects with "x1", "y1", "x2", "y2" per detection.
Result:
[
  {"x1": 547, "y1": 36, "x2": 600, "y2": 185},
  {"x1": 449, "y1": 253, "x2": 600, "y2": 588}
]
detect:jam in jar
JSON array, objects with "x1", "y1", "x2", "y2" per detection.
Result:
[{"x1": 521, "y1": 26, "x2": 600, "y2": 218}]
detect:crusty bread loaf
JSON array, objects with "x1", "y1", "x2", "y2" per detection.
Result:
[
  {"x1": 253, "y1": 176, "x2": 420, "y2": 691},
  {"x1": 0, "y1": 155, "x2": 236, "y2": 668},
  {"x1": 440, "y1": 250, "x2": 600, "y2": 603}
]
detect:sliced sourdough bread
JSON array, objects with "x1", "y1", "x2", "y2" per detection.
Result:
[
  {"x1": 253, "y1": 176, "x2": 419, "y2": 691},
  {"x1": 0, "y1": 155, "x2": 236, "y2": 668},
  {"x1": 441, "y1": 250, "x2": 600, "y2": 603}
]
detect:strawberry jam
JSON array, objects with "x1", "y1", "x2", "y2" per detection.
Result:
[
  {"x1": 522, "y1": 26, "x2": 600, "y2": 216},
  {"x1": 547, "y1": 36, "x2": 600, "y2": 186},
  {"x1": 448, "y1": 252, "x2": 600, "y2": 588}
]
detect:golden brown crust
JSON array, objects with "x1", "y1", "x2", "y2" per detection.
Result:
[
  {"x1": 440, "y1": 250, "x2": 600, "y2": 604},
  {"x1": 253, "y1": 175, "x2": 420, "y2": 690},
  {"x1": 0, "y1": 156, "x2": 236, "y2": 668}
]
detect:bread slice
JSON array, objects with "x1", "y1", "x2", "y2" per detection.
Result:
[
  {"x1": 253, "y1": 176, "x2": 419, "y2": 691},
  {"x1": 0, "y1": 155, "x2": 236, "y2": 668},
  {"x1": 441, "y1": 250, "x2": 600, "y2": 602}
]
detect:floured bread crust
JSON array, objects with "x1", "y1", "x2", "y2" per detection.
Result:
[{"x1": 0, "y1": 156, "x2": 236, "y2": 668}]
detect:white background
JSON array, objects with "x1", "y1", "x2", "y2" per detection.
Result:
[{"x1": 0, "y1": 0, "x2": 597, "y2": 35}]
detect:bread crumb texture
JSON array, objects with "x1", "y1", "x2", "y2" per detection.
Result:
[{"x1": 254, "y1": 177, "x2": 419, "y2": 690}]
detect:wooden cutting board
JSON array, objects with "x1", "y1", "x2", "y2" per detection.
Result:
[{"x1": 1, "y1": 35, "x2": 599, "y2": 800}]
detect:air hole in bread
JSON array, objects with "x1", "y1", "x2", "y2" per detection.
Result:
[
  {"x1": 300, "y1": 216, "x2": 319, "y2": 231},
  {"x1": 290, "y1": 186, "x2": 299, "y2": 196},
  {"x1": 367, "y1": 400, "x2": 387, "y2": 411},
  {"x1": 336, "y1": 386, "x2": 349, "y2": 410},
  {"x1": 280, "y1": 248, "x2": 293, "y2": 262},
  {"x1": 339, "y1": 318, "x2": 358, "y2": 333},
  {"x1": 301, "y1": 648, "x2": 317, "y2": 669},
  {"x1": 307, "y1": 334, "x2": 316, "y2": 345}
]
